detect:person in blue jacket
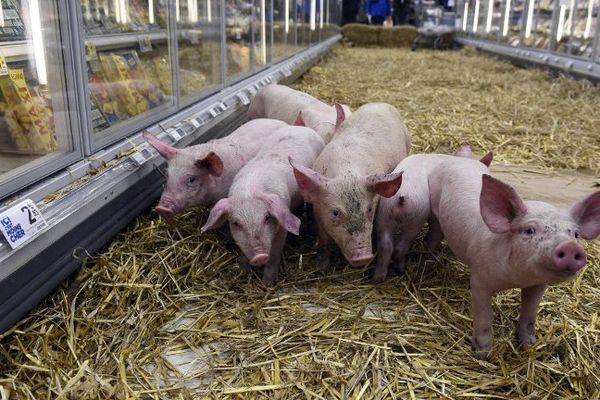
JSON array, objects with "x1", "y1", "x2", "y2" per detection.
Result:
[{"x1": 366, "y1": 0, "x2": 391, "y2": 25}]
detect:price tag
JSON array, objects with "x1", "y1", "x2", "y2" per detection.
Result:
[
  {"x1": 237, "y1": 92, "x2": 250, "y2": 105},
  {"x1": 0, "y1": 199, "x2": 48, "y2": 250},
  {"x1": 0, "y1": 55, "x2": 9, "y2": 76},
  {"x1": 169, "y1": 129, "x2": 183, "y2": 141},
  {"x1": 139, "y1": 36, "x2": 153, "y2": 53},
  {"x1": 189, "y1": 118, "x2": 201, "y2": 129},
  {"x1": 131, "y1": 144, "x2": 153, "y2": 166},
  {"x1": 209, "y1": 108, "x2": 219, "y2": 118},
  {"x1": 84, "y1": 41, "x2": 98, "y2": 61}
]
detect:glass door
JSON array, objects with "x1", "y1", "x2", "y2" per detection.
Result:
[
  {"x1": 79, "y1": 0, "x2": 176, "y2": 151},
  {"x1": 0, "y1": 0, "x2": 82, "y2": 199}
]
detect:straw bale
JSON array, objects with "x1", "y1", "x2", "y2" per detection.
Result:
[
  {"x1": 342, "y1": 24, "x2": 417, "y2": 47},
  {"x1": 1, "y1": 46, "x2": 599, "y2": 399}
]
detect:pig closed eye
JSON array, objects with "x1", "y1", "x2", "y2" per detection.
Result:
[{"x1": 232, "y1": 221, "x2": 241, "y2": 229}]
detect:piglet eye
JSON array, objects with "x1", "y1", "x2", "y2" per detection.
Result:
[
  {"x1": 575, "y1": 231, "x2": 580, "y2": 239},
  {"x1": 232, "y1": 221, "x2": 240, "y2": 228},
  {"x1": 524, "y1": 227, "x2": 535, "y2": 235},
  {"x1": 264, "y1": 214, "x2": 271, "y2": 223},
  {"x1": 368, "y1": 206, "x2": 373, "y2": 213},
  {"x1": 332, "y1": 209, "x2": 340, "y2": 218}
]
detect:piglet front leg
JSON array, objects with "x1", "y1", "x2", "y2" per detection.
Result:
[
  {"x1": 262, "y1": 230, "x2": 287, "y2": 287},
  {"x1": 316, "y1": 218, "x2": 334, "y2": 273},
  {"x1": 516, "y1": 284, "x2": 546, "y2": 349},
  {"x1": 374, "y1": 232, "x2": 393, "y2": 283},
  {"x1": 471, "y1": 278, "x2": 495, "y2": 359}
]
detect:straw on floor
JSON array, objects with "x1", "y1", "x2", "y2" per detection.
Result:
[{"x1": 0, "y1": 45, "x2": 599, "y2": 399}]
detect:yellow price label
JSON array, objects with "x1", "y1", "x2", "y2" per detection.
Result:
[
  {"x1": 0, "y1": 55, "x2": 9, "y2": 76},
  {"x1": 84, "y1": 41, "x2": 98, "y2": 61}
]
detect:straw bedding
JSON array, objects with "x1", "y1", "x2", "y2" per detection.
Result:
[{"x1": 1, "y1": 46, "x2": 599, "y2": 399}]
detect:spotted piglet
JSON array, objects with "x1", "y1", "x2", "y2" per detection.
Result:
[
  {"x1": 373, "y1": 147, "x2": 493, "y2": 283},
  {"x1": 428, "y1": 156, "x2": 600, "y2": 358}
]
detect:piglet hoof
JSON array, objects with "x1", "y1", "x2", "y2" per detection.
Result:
[
  {"x1": 391, "y1": 259, "x2": 406, "y2": 275},
  {"x1": 262, "y1": 274, "x2": 278, "y2": 288},
  {"x1": 372, "y1": 269, "x2": 388, "y2": 284},
  {"x1": 516, "y1": 323, "x2": 536, "y2": 349},
  {"x1": 239, "y1": 256, "x2": 252, "y2": 276},
  {"x1": 471, "y1": 337, "x2": 492, "y2": 360}
]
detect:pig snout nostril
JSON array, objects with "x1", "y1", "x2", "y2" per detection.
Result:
[
  {"x1": 558, "y1": 251, "x2": 565, "y2": 259},
  {"x1": 574, "y1": 253, "x2": 582, "y2": 261}
]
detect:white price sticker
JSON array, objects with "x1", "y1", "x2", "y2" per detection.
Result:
[
  {"x1": 0, "y1": 55, "x2": 9, "y2": 76},
  {"x1": 209, "y1": 108, "x2": 219, "y2": 118},
  {"x1": 189, "y1": 118, "x2": 201, "y2": 129},
  {"x1": 169, "y1": 130, "x2": 183, "y2": 141},
  {"x1": 139, "y1": 36, "x2": 153, "y2": 53},
  {"x1": 0, "y1": 199, "x2": 48, "y2": 249},
  {"x1": 237, "y1": 93, "x2": 250, "y2": 105}
]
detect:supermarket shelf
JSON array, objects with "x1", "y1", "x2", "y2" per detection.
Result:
[
  {"x1": 456, "y1": 36, "x2": 600, "y2": 81},
  {"x1": 0, "y1": 34, "x2": 341, "y2": 334},
  {"x1": 86, "y1": 31, "x2": 168, "y2": 50},
  {"x1": 0, "y1": 40, "x2": 31, "y2": 62},
  {"x1": 0, "y1": 32, "x2": 168, "y2": 62}
]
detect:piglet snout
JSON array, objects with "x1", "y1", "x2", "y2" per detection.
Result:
[
  {"x1": 552, "y1": 241, "x2": 586, "y2": 273},
  {"x1": 156, "y1": 205, "x2": 175, "y2": 220},
  {"x1": 250, "y1": 253, "x2": 269, "y2": 266},
  {"x1": 349, "y1": 254, "x2": 374, "y2": 267}
]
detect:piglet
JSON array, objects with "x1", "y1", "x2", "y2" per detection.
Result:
[
  {"x1": 290, "y1": 103, "x2": 410, "y2": 269},
  {"x1": 247, "y1": 84, "x2": 351, "y2": 142},
  {"x1": 143, "y1": 118, "x2": 287, "y2": 219},
  {"x1": 428, "y1": 156, "x2": 600, "y2": 358},
  {"x1": 373, "y1": 147, "x2": 493, "y2": 282},
  {"x1": 201, "y1": 126, "x2": 325, "y2": 286}
]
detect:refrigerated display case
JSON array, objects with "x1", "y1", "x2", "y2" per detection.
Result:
[
  {"x1": 79, "y1": 0, "x2": 177, "y2": 151},
  {"x1": 177, "y1": 0, "x2": 223, "y2": 104},
  {"x1": 0, "y1": 0, "x2": 341, "y2": 333},
  {"x1": 457, "y1": 0, "x2": 600, "y2": 80},
  {"x1": 0, "y1": 0, "x2": 82, "y2": 198}
]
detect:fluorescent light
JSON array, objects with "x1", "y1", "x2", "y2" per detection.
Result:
[
  {"x1": 188, "y1": 0, "x2": 198, "y2": 22},
  {"x1": 310, "y1": 0, "x2": 316, "y2": 30},
  {"x1": 583, "y1": 0, "x2": 593, "y2": 38},
  {"x1": 27, "y1": 0, "x2": 47, "y2": 85},
  {"x1": 502, "y1": 0, "x2": 511, "y2": 36},
  {"x1": 566, "y1": 0, "x2": 575, "y2": 34},
  {"x1": 473, "y1": 0, "x2": 480, "y2": 32},
  {"x1": 556, "y1": 3, "x2": 566, "y2": 40},
  {"x1": 84, "y1": 0, "x2": 92, "y2": 20},
  {"x1": 326, "y1": 0, "x2": 329, "y2": 24},
  {"x1": 320, "y1": 0, "x2": 323, "y2": 28},
  {"x1": 261, "y1": 0, "x2": 266, "y2": 63},
  {"x1": 119, "y1": 0, "x2": 128, "y2": 24},
  {"x1": 0, "y1": 2, "x2": 5, "y2": 27},
  {"x1": 285, "y1": 0, "x2": 289, "y2": 33},
  {"x1": 463, "y1": 1, "x2": 469, "y2": 30},
  {"x1": 486, "y1": 0, "x2": 493, "y2": 32},
  {"x1": 176, "y1": 0, "x2": 180, "y2": 21},
  {"x1": 113, "y1": 0, "x2": 120, "y2": 23},
  {"x1": 525, "y1": 0, "x2": 534, "y2": 38},
  {"x1": 149, "y1": 0, "x2": 154, "y2": 23},
  {"x1": 207, "y1": 0, "x2": 212, "y2": 22}
]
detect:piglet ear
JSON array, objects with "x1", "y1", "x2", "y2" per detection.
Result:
[
  {"x1": 195, "y1": 152, "x2": 224, "y2": 177},
  {"x1": 570, "y1": 191, "x2": 600, "y2": 240},
  {"x1": 365, "y1": 172, "x2": 403, "y2": 198},
  {"x1": 479, "y1": 151, "x2": 493, "y2": 167},
  {"x1": 263, "y1": 194, "x2": 301, "y2": 236},
  {"x1": 334, "y1": 103, "x2": 345, "y2": 129},
  {"x1": 289, "y1": 157, "x2": 328, "y2": 203},
  {"x1": 143, "y1": 131, "x2": 177, "y2": 160},
  {"x1": 480, "y1": 174, "x2": 527, "y2": 234},
  {"x1": 294, "y1": 112, "x2": 306, "y2": 127},
  {"x1": 201, "y1": 198, "x2": 230, "y2": 233},
  {"x1": 453, "y1": 144, "x2": 472, "y2": 158}
]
